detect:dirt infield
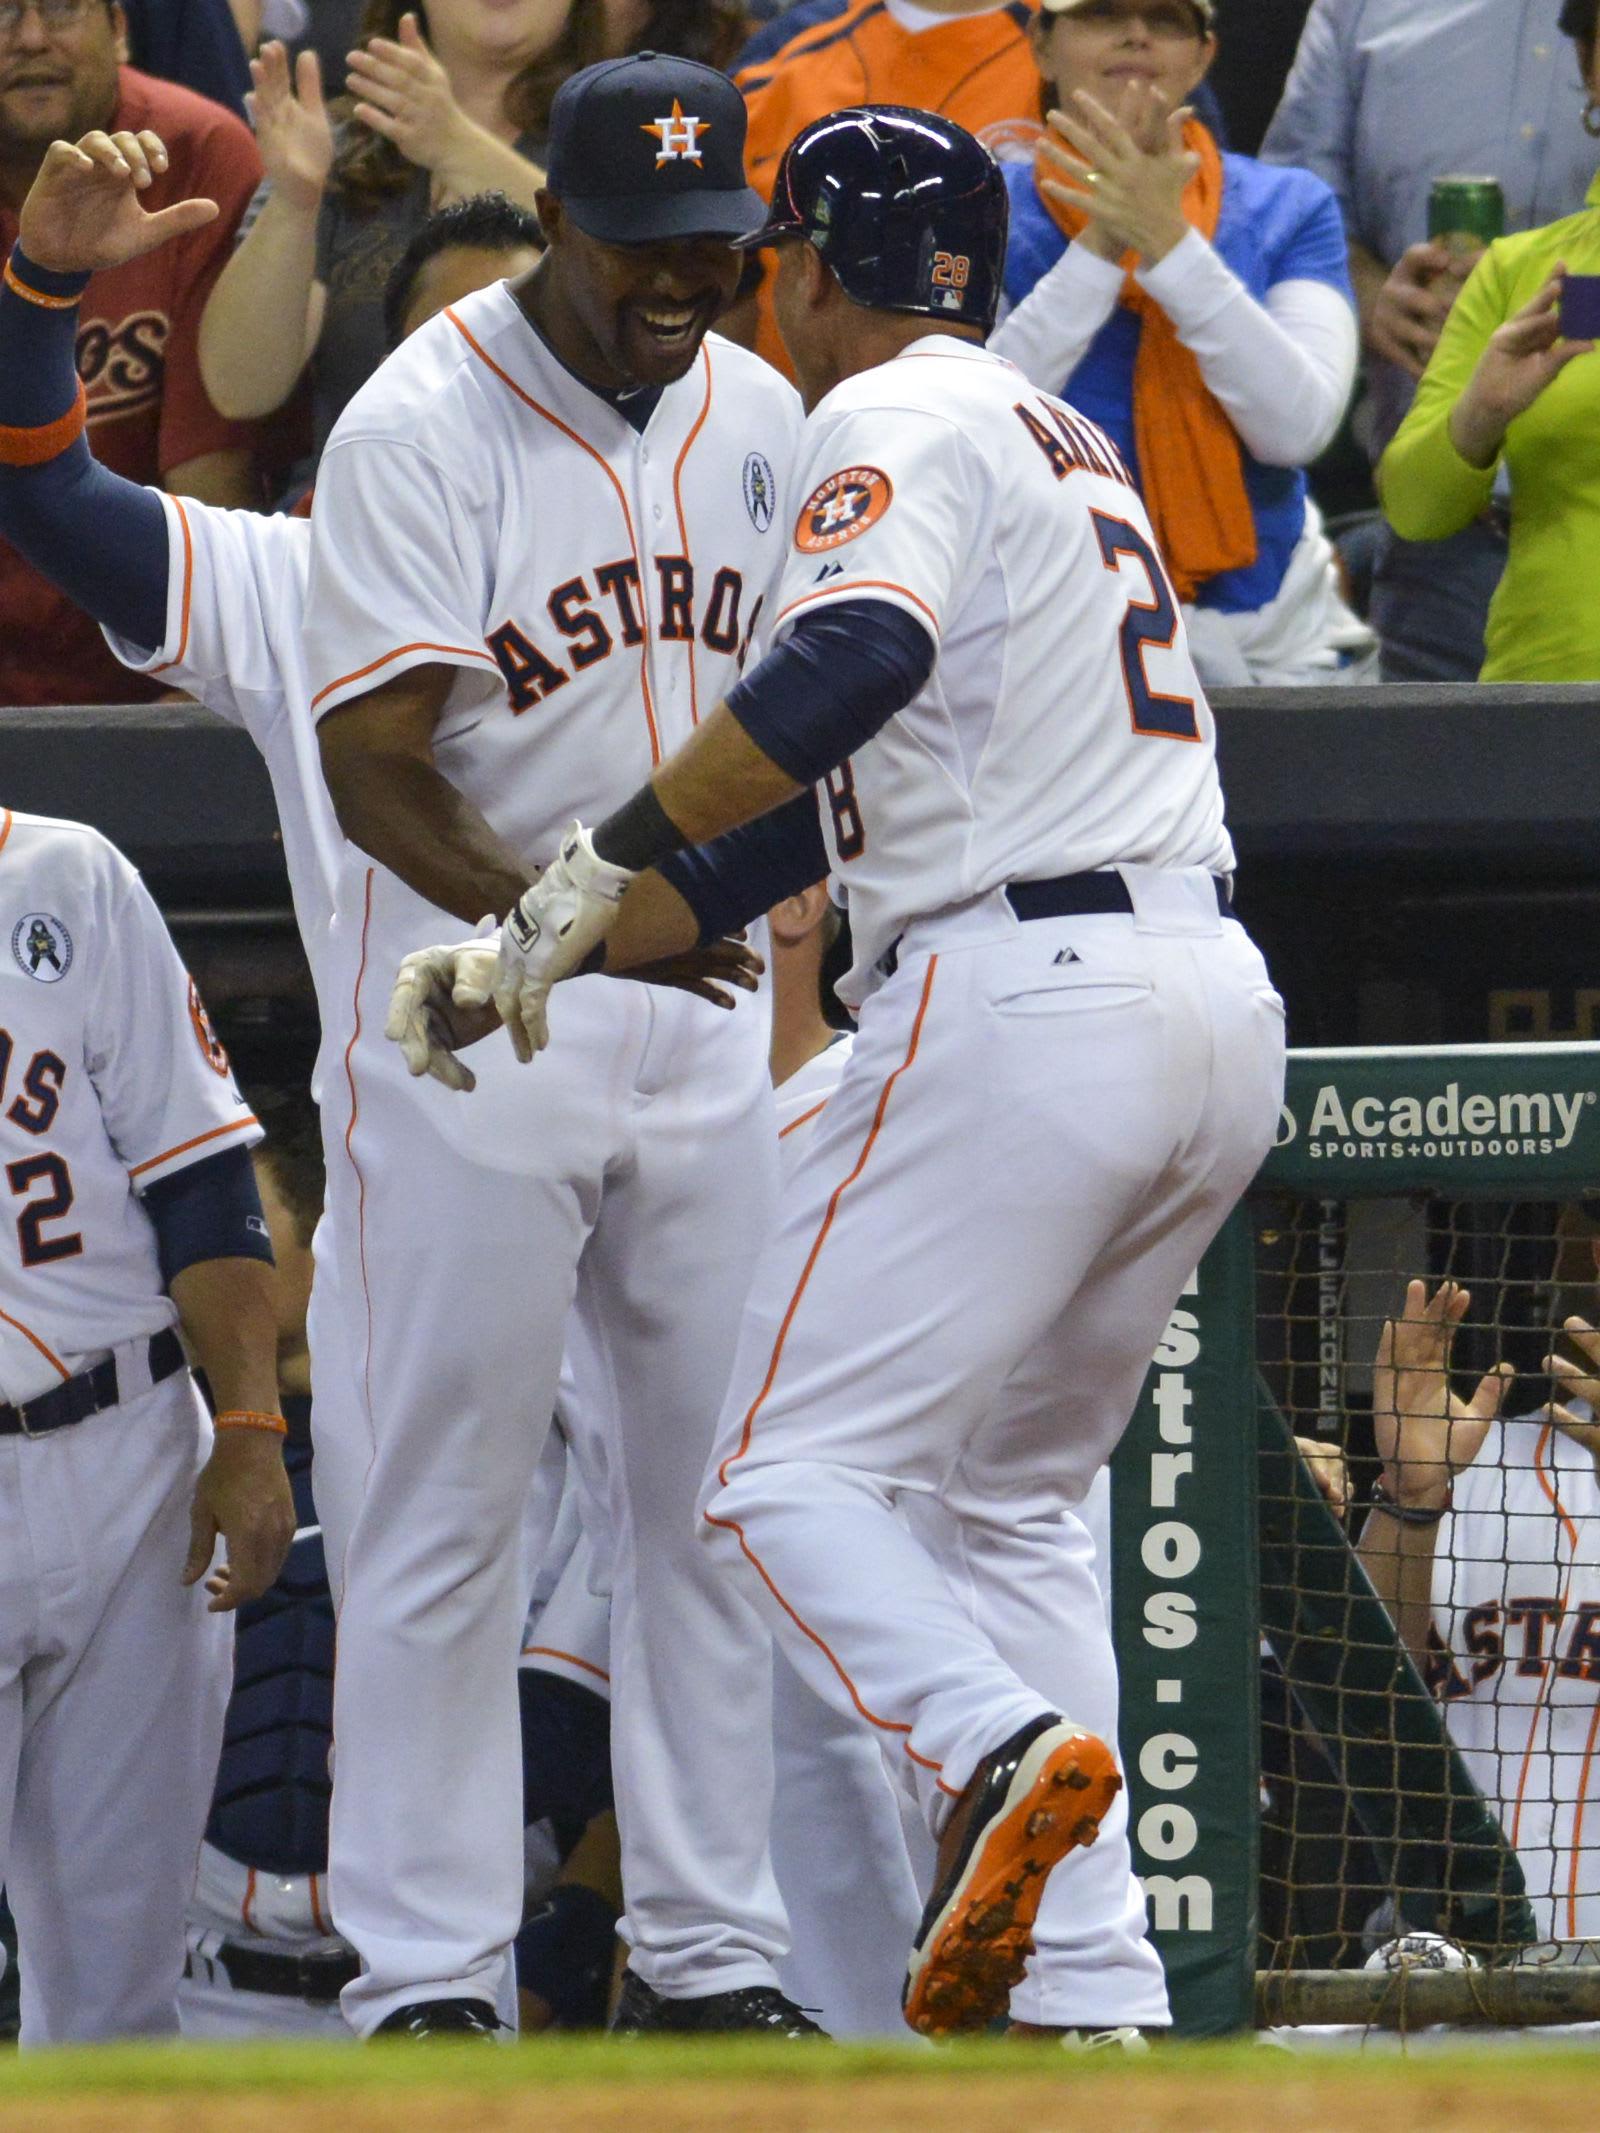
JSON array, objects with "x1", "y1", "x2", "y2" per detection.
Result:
[{"x1": 4, "y1": 2044, "x2": 1600, "y2": 2133}]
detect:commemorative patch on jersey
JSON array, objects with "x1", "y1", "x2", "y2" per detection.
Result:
[
  {"x1": 12, "y1": 912, "x2": 71, "y2": 983},
  {"x1": 743, "y1": 451, "x2": 776, "y2": 533},
  {"x1": 187, "y1": 975, "x2": 231, "y2": 1076},
  {"x1": 794, "y1": 467, "x2": 893, "y2": 554}
]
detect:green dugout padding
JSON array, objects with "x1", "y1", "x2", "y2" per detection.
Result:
[{"x1": 1110, "y1": 1045, "x2": 1600, "y2": 2034}]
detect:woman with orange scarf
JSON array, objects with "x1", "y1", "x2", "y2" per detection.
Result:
[{"x1": 988, "y1": 0, "x2": 1368, "y2": 688}]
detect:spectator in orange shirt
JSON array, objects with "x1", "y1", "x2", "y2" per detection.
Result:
[
  {"x1": 0, "y1": 0, "x2": 263, "y2": 706},
  {"x1": 727, "y1": 0, "x2": 1040, "y2": 367}
]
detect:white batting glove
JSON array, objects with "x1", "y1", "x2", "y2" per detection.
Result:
[
  {"x1": 386, "y1": 928, "x2": 502, "y2": 1092},
  {"x1": 495, "y1": 822, "x2": 633, "y2": 1061}
]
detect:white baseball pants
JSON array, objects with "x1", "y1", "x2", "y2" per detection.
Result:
[
  {"x1": 704, "y1": 874, "x2": 1285, "y2": 2019},
  {"x1": 317, "y1": 870, "x2": 786, "y2": 2032},
  {"x1": 0, "y1": 1369, "x2": 231, "y2": 2043}
]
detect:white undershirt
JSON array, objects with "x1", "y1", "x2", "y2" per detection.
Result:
[
  {"x1": 885, "y1": 0, "x2": 1010, "y2": 30},
  {"x1": 989, "y1": 226, "x2": 1357, "y2": 469}
]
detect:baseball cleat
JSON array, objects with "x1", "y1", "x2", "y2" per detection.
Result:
[
  {"x1": 371, "y1": 1996, "x2": 504, "y2": 2038},
  {"x1": 904, "y1": 1712, "x2": 1121, "y2": 2037},
  {"x1": 612, "y1": 1970, "x2": 826, "y2": 2036}
]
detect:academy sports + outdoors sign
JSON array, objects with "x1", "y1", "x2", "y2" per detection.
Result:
[{"x1": 1263, "y1": 1044, "x2": 1600, "y2": 1197}]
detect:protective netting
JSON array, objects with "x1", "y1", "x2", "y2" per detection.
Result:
[{"x1": 1253, "y1": 1190, "x2": 1600, "y2": 1982}]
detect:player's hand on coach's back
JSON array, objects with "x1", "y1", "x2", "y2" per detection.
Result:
[
  {"x1": 184, "y1": 1429, "x2": 297, "y2": 1614},
  {"x1": 18, "y1": 132, "x2": 219, "y2": 277},
  {"x1": 1372, "y1": 1279, "x2": 1513, "y2": 1513}
]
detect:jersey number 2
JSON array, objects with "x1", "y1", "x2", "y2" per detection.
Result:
[
  {"x1": 1089, "y1": 512, "x2": 1200, "y2": 742},
  {"x1": 8, "y1": 1154, "x2": 82, "y2": 1267}
]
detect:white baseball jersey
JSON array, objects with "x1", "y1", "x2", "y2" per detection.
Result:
[
  {"x1": 304, "y1": 283, "x2": 804, "y2": 869},
  {"x1": 102, "y1": 501, "x2": 341, "y2": 986},
  {"x1": 768, "y1": 336, "x2": 1235, "y2": 998},
  {"x1": 775, "y1": 1032, "x2": 853, "y2": 1182},
  {"x1": 1429, "y1": 1412, "x2": 1600, "y2": 1943},
  {"x1": 0, "y1": 809, "x2": 260, "y2": 1406}
]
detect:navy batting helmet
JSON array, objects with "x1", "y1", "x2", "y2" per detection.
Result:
[{"x1": 739, "y1": 106, "x2": 1009, "y2": 334}]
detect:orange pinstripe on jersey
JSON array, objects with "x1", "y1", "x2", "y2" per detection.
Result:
[
  {"x1": 706, "y1": 955, "x2": 959, "y2": 1792},
  {"x1": 152, "y1": 493, "x2": 195, "y2": 673},
  {"x1": 0, "y1": 809, "x2": 12, "y2": 858},
  {"x1": 737, "y1": 0, "x2": 1039, "y2": 371},
  {"x1": 444, "y1": 304, "x2": 671, "y2": 764},
  {"x1": 1567, "y1": 1699, "x2": 1600, "y2": 1937},
  {"x1": 0, "y1": 1303, "x2": 71, "y2": 1382},
  {"x1": 523, "y1": 1644, "x2": 611, "y2": 1685},
  {"x1": 774, "y1": 578, "x2": 941, "y2": 636},
  {"x1": 1508, "y1": 1426, "x2": 1580, "y2": 1856},
  {"x1": 670, "y1": 356, "x2": 714, "y2": 725},
  {"x1": 126, "y1": 1113, "x2": 258, "y2": 1180},
  {"x1": 309, "y1": 639, "x2": 499, "y2": 716},
  {"x1": 777, "y1": 1099, "x2": 828, "y2": 1140}
]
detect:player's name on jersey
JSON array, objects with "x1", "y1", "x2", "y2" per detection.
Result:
[
  {"x1": 485, "y1": 558, "x2": 759, "y2": 712},
  {"x1": 1431, "y1": 1599, "x2": 1600, "y2": 1698}
]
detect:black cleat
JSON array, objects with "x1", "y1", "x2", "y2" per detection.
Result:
[
  {"x1": 904, "y1": 1712, "x2": 1121, "y2": 2037},
  {"x1": 611, "y1": 1969, "x2": 826, "y2": 2036},
  {"x1": 372, "y1": 1996, "x2": 504, "y2": 2038}
]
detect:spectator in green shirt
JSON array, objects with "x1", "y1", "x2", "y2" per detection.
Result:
[{"x1": 1378, "y1": 0, "x2": 1600, "y2": 682}]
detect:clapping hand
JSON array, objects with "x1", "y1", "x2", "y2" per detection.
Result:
[
  {"x1": 1371, "y1": 1280, "x2": 1512, "y2": 1513},
  {"x1": 346, "y1": 12, "x2": 477, "y2": 177},
  {"x1": 1038, "y1": 80, "x2": 1197, "y2": 267},
  {"x1": 246, "y1": 42, "x2": 334, "y2": 215}
]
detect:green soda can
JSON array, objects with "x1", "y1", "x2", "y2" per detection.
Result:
[{"x1": 1429, "y1": 176, "x2": 1506, "y2": 259}]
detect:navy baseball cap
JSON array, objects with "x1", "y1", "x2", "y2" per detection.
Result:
[{"x1": 546, "y1": 54, "x2": 765, "y2": 245}]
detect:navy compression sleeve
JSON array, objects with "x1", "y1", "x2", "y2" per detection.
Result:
[
  {"x1": 0, "y1": 247, "x2": 171, "y2": 650},
  {"x1": 658, "y1": 789, "x2": 829, "y2": 944},
  {"x1": 141, "y1": 1143, "x2": 274, "y2": 1287},
  {"x1": 725, "y1": 598, "x2": 935, "y2": 786}
]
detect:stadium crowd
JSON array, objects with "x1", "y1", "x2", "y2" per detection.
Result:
[{"x1": 2, "y1": 0, "x2": 1600, "y2": 2050}]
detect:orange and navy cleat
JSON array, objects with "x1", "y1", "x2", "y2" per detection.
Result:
[{"x1": 904, "y1": 1713, "x2": 1122, "y2": 2037}]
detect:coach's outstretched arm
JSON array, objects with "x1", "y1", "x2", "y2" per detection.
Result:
[
  {"x1": 1356, "y1": 1280, "x2": 1511, "y2": 1670},
  {"x1": 0, "y1": 132, "x2": 208, "y2": 646}
]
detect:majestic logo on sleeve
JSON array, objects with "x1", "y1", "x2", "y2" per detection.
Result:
[
  {"x1": 12, "y1": 914, "x2": 71, "y2": 983},
  {"x1": 642, "y1": 101, "x2": 709, "y2": 166},
  {"x1": 794, "y1": 467, "x2": 893, "y2": 554},
  {"x1": 743, "y1": 451, "x2": 775, "y2": 533}
]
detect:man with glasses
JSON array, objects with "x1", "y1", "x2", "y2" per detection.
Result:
[{"x1": 0, "y1": 0, "x2": 262, "y2": 707}]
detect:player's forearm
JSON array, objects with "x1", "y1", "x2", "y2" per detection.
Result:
[
  {"x1": 198, "y1": 193, "x2": 323, "y2": 419},
  {"x1": 598, "y1": 869, "x2": 703, "y2": 972},
  {"x1": 0, "y1": 253, "x2": 172, "y2": 645},
  {"x1": 1355, "y1": 1507, "x2": 1439, "y2": 1674},
  {"x1": 171, "y1": 1256, "x2": 284, "y2": 1419},
  {"x1": 322, "y1": 739, "x2": 537, "y2": 925},
  {"x1": 594, "y1": 705, "x2": 801, "y2": 872}
]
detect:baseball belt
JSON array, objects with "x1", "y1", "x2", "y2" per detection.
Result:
[
  {"x1": 0, "y1": 1326, "x2": 185, "y2": 1438},
  {"x1": 185, "y1": 1939, "x2": 361, "y2": 2004},
  {"x1": 1004, "y1": 871, "x2": 1236, "y2": 922}
]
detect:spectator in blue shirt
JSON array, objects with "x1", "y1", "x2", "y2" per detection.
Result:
[
  {"x1": 1262, "y1": 0, "x2": 1599, "y2": 682},
  {"x1": 991, "y1": 0, "x2": 1367, "y2": 688},
  {"x1": 123, "y1": 0, "x2": 251, "y2": 117}
]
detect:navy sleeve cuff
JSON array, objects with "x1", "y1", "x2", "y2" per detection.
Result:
[
  {"x1": 726, "y1": 598, "x2": 935, "y2": 788},
  {"x1": 142, "y1": 1143, "x2": 274, "y2": 1286}
]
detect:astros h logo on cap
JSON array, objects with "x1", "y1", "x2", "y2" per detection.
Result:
[
  {"x1": 546, "y1": 54, "x2": 764, "y2": 244},
  {"x1": 643, "y1": 99, "x2": 709, "y2": 168}
]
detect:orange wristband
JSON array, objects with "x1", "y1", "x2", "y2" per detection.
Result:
[
  {"x1": 0, "y1": 380, "x2": 87, "y2": 468},
  {"x1": 214, "y1": 1408, "x2": 288, "y2": 1437},
  {"x1": 3, "y1": 254, "x2": 82, "y2": 309}
]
